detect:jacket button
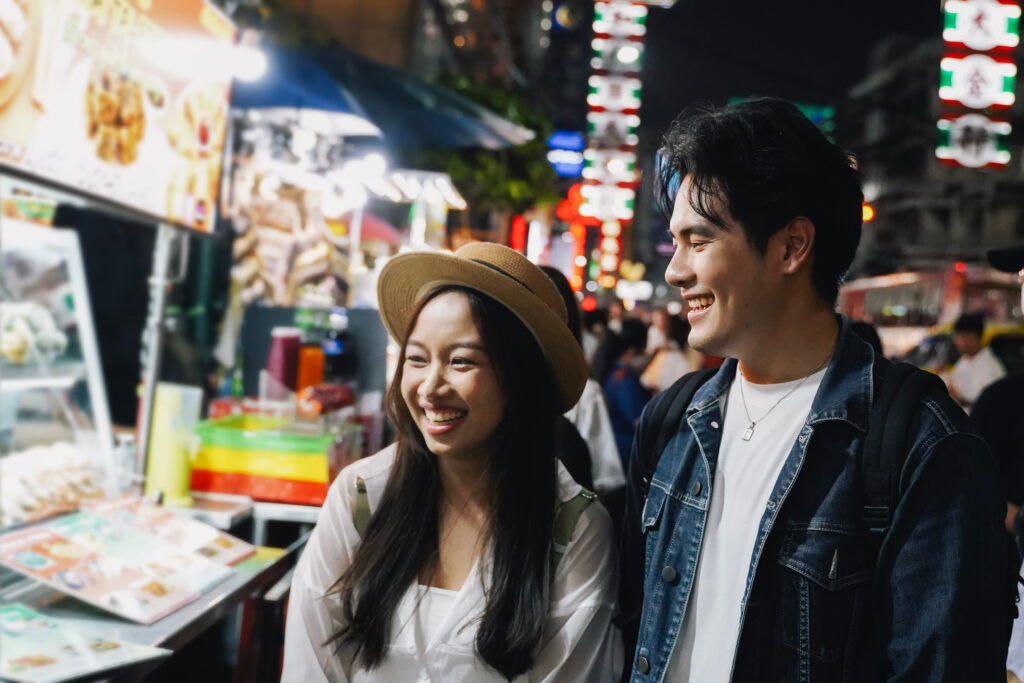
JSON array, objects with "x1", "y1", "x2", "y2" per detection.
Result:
[
  {"x1": 690, "y1": 480, "x2": 702, "y2": 496},
  {"x1": 661, "y1": 565, "x2": 678, "y2": 583},
  {"x1": 637, "y1": 656, "x2": 650, "y2": 674}
]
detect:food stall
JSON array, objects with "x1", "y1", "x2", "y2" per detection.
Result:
[{"x1": 0, "y1": 2, "x2": 302, "y2": 679}]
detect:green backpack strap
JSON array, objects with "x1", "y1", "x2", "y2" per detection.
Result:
[
  {"x1": 352, "y1": 476, "x2": 372, "y2": 537},
  {"x1": 551, "y1": 489, "x2": 597, "y2": 572}
]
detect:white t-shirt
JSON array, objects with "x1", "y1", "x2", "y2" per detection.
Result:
[
  {"x1": 282, "y1": 445, "x2": 621, "y2": 682},
  {"x1": 665, "y1": 365, "x2": 826, "y2": 682},
  {"x1": 951, "y1": 345, "x2": 1006, "y2": 406}
]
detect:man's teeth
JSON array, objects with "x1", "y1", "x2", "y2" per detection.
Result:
[
  {"x1": 425, "y1": 409, "x2": 466, "y2": 424},
  {"x1": 688, "y1": 296, "x2": 714, "y2": 311}
]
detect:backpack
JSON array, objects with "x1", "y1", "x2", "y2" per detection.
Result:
[
  {"x1": 632, "y1": 357, "x2": 1019, "y2": 632},
  {"x1": 350, "y1": 477, "x2": 596, "y2": 573}
]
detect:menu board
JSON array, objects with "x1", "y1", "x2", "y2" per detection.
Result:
[
  {"x1": 0, "y1": 604, "x2": 169, "y2": 683},
  {"x1": 0, "y1": 524, "x2": 198, "y2": 624},
  {"x1": 0, "y1": 0, "x2": 235, "y2": 233},
  {"x1": 82, "y1": 495, "x2": 255, "y2": 566}
]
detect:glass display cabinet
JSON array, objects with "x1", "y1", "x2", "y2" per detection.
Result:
[{"x1": 0, "y1": 219, "x2": 115, "y2": 528}]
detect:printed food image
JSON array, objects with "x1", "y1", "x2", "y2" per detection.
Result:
[
  {"x1": 3, "y1": 654, "x2": 57, "y2": 672},
  {"x1": 62, "y1": 638, "x2": 121, "y2": 654},
  {"x1": 84, "y1": 65, "x2": 146, "y2": 166},
  {"x1": 140, "y1": 580, "x2": 170, "y2": 597},
  {"x1": 0, "y1": 0, "x2": 39, "y2": 110},
  {"x1": 164, "y1": 81, "x2": 227, "y2": 229}
]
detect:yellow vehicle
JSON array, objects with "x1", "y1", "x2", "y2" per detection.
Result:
[
  {"x1": 900, "y1": 321, "x2": 1024, "y2": 376},
  {"x1": 837, "y1": 263, "x2": 1022, "y2": 358}
]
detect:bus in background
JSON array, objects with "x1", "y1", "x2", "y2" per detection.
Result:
[{"x1": 837, "y1": 261, "x2": 1022, "y2": 359}]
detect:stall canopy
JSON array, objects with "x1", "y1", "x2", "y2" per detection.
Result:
[
  {"x1": 231, "y1": 45, "x2": 381, "y2": 137},
  {"x1": 310, "y1": 46, "x2": 535, "y2": 150}
]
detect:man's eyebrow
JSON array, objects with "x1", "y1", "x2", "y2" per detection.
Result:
[{"x1": 669, "y1": 224, "x2": 718, "y2": 239}]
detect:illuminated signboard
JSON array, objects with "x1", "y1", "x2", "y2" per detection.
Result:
[
  {"x1": 0, "y1": 0, "x2": 236, "y2": 233},
  {"x1": 943, "y1": 0, "x2": 1021, "y2": 51},
  {"x1": 936, "y1": 113, "x2": 1012, "y2": 168},
  {"x1": 939, "y1": 53, "x2": 1017, "y2": 108}
]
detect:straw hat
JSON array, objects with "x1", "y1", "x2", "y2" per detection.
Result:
[{"x1": 377, "y1": 242, "x2": 587, "y2": 412}]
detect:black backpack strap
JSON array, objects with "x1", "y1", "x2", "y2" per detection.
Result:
[
  {"x1": 862, "y1": 360, "x2": 945, "y2": 558},
  {"x1": 617, "y1": 367, "x2": 716, "y2": 680},
  {"x1": 639, "y1": 367, "x2": 718, "y2": 496}
]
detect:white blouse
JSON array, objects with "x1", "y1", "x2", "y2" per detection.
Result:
[
  {"x1": 565, "y1": 378, "x2": 626, "y2": 496},
  {"x1": 282, "y1": 445, "x2": 621, "y2": 682}
]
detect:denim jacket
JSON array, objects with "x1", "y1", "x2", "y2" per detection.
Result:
[{"x1": 618, "y1": 317, "x2": 1007, "y2": 682}]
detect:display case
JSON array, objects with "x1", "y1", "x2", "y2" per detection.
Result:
[{"x1": 0, "y1": 219, "x2": 115, "y2": 527}]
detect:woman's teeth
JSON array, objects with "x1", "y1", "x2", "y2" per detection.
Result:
[
  {"x1": 425, "y1": 409, "x2": 466, "y2": 424},
  {"x1": 688, "y1": 296, "x2": 713, "y2": 311}
]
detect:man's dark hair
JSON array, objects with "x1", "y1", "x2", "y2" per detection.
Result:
[
  {"x1": 954, "y1": 312, "x2": 985, "y2": 336},
  {"x1": 655, "y1": 97, "x2": 863, "y2": 305}
]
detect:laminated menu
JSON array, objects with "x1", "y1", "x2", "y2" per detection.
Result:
[
  {"x1": 45, "y1": 512, "x2": 233, "y2": 596},
  {"x1": 81, "y1": 495, "x2": 255, "y2": 566},
  {"x1": 0, "y1": 604, "x2": 170, "y2": 683},
  {"x1": 0, "y1": 525, "x2": 196, "y2": 624}
]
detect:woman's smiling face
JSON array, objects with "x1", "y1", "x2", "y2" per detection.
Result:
[{"x1": 400, "y1": 291, "x2": 505, "y2": 463}]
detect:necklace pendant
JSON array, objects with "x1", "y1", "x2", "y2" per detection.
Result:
[{"x1": 742, "y1": 422, "x2": 755, "y2": 441}]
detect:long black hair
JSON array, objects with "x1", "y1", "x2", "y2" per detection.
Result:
[{"x1": 329, "y1": 286, "x2": 560, "y2": 680}]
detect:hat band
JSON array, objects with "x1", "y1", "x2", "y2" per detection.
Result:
[{"x1": 470, "y1": 258, "x2": 534, "y2": 293}]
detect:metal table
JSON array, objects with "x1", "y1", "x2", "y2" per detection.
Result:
[{"x1": 0, "y1": 532, "x2": 308, "y2": 681}]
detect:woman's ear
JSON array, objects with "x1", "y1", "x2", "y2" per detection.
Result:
[{"x1": 778, "y1": 216, "x2": 815, "y2": 275}]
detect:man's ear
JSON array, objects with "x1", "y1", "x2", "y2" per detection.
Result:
[{"x1": 778, "y1": 216, "x2": 815, "y2": 275}]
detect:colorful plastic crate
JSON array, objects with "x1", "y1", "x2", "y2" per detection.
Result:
[{"x1": 191, "y1": 415, "x2": 337, "y2": 506}]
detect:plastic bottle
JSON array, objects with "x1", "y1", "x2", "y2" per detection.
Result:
[{"x1": 322, "y1": 310, "x2": 352, "y2": 385}]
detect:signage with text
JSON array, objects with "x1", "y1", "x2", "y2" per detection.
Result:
[{"x1": 0, "y1": 0, "x2": 236, "y2": 232}]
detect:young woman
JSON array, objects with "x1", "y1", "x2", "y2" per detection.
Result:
[{"x1": 282, "y1": 243, "x2": 620, "y2": 682}]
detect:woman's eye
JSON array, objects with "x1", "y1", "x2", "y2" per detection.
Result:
[
  {"x1": 451, "y1": 357, "x2": 475, "y2": 367},
  {"x1": 406, "y1": 355, "x2": 427, "y2": 365}
]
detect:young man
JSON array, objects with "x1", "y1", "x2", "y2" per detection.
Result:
[
  {"x1": 618, "y1": 98, "x2": 1007, "y2": 682},
  {"x1": 949, "y1": 311, "x2": 1006, "y2": 408}
]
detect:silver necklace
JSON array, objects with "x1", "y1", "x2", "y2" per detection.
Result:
[{"x1": 737, "y1": 355, "x2": 831, "y2": 441}]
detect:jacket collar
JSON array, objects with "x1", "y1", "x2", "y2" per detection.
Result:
[{"x1": 687, "y1": 314, "x2": 875, "y2": 431}]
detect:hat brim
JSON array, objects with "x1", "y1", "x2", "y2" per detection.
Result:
[
  {"x1": 377, "y1": 252, "x2": 587, "y2": 412},
  {"x1": 988, "y1": 244, "x2": 1024, "y2": 273}
]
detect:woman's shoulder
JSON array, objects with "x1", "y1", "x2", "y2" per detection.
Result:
[
  {"x1": 555, "y1": 459, "x2": 589, "y2": 504},
  {"x1": 331, "y1": 443, "x2": 398, "y2": 501}
]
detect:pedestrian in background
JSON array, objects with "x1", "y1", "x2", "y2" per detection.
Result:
[
  {"x1": 593, "y1": 317, "x2": 651, "y2": 473},
  {"x1": 949, "y1": 311, "x2": 1006, "y2": 409}
]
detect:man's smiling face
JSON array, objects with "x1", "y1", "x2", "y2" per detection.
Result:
[{"x1": 664, "y1": 175, "x2": 781, "y2": 360}]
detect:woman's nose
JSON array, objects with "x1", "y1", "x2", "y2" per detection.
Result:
[{"x1": 418, "y1": 362, "x2": 448, "y2": 398}]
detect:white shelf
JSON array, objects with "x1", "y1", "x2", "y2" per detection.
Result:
[{"x1": 0, "y1": 360, "x2": 87, "y2": 389}]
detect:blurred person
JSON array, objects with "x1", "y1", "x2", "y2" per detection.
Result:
[
  {"x1": 949, "y1": 311, "x2": 1006, "y2": 408},
  {"x1": 593, "y1": 318, "x2": 651, "y2": 473},
  {"x1": 607, "y1": 301, "x2": 625, "y2": 333},
  {"x1": 282, "y1": 243, "x2": 619, "y2": 682},
  {"x1": 541, "y1": 266, "x2": 626, "y2": 498},
  {"x1": 618, "y1": 97, "x2": 1005, "y2": 682},
  {"x1": 849, "y1": 319, "x2": 884, "y2": 356},
  {"x1": 641, "y1": 313, "x2": 701, "y2": 393},
  {"x1": 972, "y1": 244, "x2": 1024, "y2": 681},
  {"x1": 582, "y1": 308, "x2": 608, "y2": 366},
  {"x1": 645, "y1": 308, "x2": 670, "y2": 355}
]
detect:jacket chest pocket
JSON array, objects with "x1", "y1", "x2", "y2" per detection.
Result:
[
  {"x1": 641, "y1": 486, "x2": 668, "y2": 535},
  {"x1": 776, "y1": 523, "x2": 870, "y2": 667}
]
